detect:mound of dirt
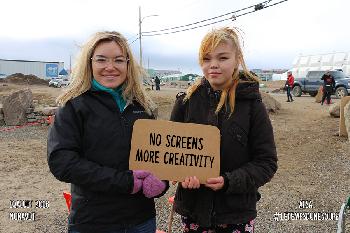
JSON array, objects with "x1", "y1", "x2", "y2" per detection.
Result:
[{"x1": 3, "y1": 73, "x2": 49, "y2": 85}]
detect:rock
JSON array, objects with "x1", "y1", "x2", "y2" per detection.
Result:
[
  {"x1": 315, "y1": 86, "x2": 323, "y2": 103},
  {"x1": 40, "y1": 107, "x2": 58, "y2": 116},
  {"x1": 26, "y1": 107, "x2": 35, "y2": 114},
  {"x1": 260, "y1": 92, "x2": 281, "y2": 113},
  {"x1": 344, "y1": 101, "x2": 350, "y2": 140},
  {"x1": 153, "y1": 107, "x2": 159, "y2": 119},
  {"x1": 3, "y1": 89, "x2": 33, "y2": 125},
  {"x1": 26, "y1": 113, "x2": 36, "y2": 119},
  {"x1": 329, "y1": 101, "x2": 340, "y2": 118}
]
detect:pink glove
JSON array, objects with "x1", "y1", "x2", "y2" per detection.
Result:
[
  {"x1": 131, "y1": 170, "x2": 151, "y2": 194},
  {"x1": 142, "y1": 174, "x2": 166, "y2": 198}
]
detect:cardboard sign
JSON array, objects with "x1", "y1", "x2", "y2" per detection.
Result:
[{"x1": 129, "y1": 119, "x2": 220, "y2": 183}]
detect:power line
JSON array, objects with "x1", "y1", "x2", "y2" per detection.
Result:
[
  {"x1": 142, "y1": 0, "x2": 288, "y2": 37},
  {"x1": 261, "y1": 0, "x2": 288, "y2": 10},
  {"x1": 127, "y1": 34, "x2": 139, "y2": 42},
  {"x1": 142, "y1": 0, "x2": 272, "y2": 35},
  {"x1": 143, "y1": 17, "x2": 232, "y2": 37},
  {"x1": 129, "y1": 37, "x2": 139, "y2": 45}
]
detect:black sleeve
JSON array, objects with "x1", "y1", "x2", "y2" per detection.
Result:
[
  {"x1": 170, "y1": 93, "x2": 186, "y2": 122},
  {"x1": 224, "y1": 100, "x2": 278, "y2": 194},
  {"x1": 47, "y1": 101, "x2": 133, "y2": 194}
]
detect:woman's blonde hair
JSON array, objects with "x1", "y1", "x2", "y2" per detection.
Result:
[
  {"x1": 185, "y1": 27, "x2": 258, "y2": 115},
  {"x1": 57, "y1": 31, "x2": 156, "y2": 115}
]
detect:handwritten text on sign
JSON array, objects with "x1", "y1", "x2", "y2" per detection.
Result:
[{"x1": 129, "y1": 119, "x2": 220, "y2": 183}]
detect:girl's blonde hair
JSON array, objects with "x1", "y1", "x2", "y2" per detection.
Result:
[
  {"x1": 185, "y1": 27, "x2": 258, "y2": 115},
  {"x1": 57, "y1": 31, "x2": 156, "y2": 115}
]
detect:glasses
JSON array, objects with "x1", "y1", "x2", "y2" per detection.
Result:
[{"x1": 91, "y1": 56, "x2": 129, "y2": 68}]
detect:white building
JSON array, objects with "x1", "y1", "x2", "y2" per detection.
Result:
[
  {"x1": 271, "y1": 73, "x2": 287, "y2": 81},
  {"x1": 0, "y1": 59, "x2": 65, "y2": 79},
  {"x1": 290, "y1": 52, "x2": 350, "y2": 78}
]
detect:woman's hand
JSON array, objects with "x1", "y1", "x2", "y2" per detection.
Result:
[
  {"x1": 205, "y1": 176, "x2": 224, "y2": 191},
  {"x1": 131, "y1": 170, "x2": 151, "y2": 194},
  {"x1": 181, "y1": 176, "x2": 200, "y2": 189},
  {"x1": 142, "y1": 174, "x2": 166, "y2": 198}
]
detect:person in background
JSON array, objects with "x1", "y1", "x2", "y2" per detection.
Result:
[
  {"x1": 321, "y1": 70, "x2": 335, "y2": 105},
  {"x1": 47, "y1": 31, "x2": 169, "y2": 233},
  {"x1": 170, "y1": 27, "x2": 277, "y2": 233},
  {"x1": 155, "y1": 76, "x2": 161, "y2": 90},
  {"x1": 151, "y1": 77, "x2": 155, "y2": 90},
  {"x1": 286, "y1": 71, "x2": 294, "y2": 102}
]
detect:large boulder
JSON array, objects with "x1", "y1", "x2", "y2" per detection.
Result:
[
  {"x1": 260, "y1": 92, "x2": 281, "y2": 113},
  {"x1": 329, "y1": 101, "x2": 340, "y2": 118},
  {"x1": 315, "y1": 87, "x2": 323, "y2": 103},
  {"x1": 344, "y1": 101, "x2": 350, "y2": 140},
  {"x1": 3, "y1": 89, "x2": 33, "y2": 125},
  {"x1": 152, "y1": 107, "x2": 159, "y2": 119}
]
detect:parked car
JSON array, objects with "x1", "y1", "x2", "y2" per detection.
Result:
[
  {"x1": 292, "y1": 70, "x2": 350, "y2": 98},
  {"x1": 49, "y1": 78, "x2": 70, "y2": 88}
]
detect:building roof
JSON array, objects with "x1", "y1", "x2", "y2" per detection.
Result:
[
  {"x1": 59, "y1": 69, "x2": 68, "y2": 75},
  {"x1": 0, "y1": 58, "x2": 63, "y2": 63}
]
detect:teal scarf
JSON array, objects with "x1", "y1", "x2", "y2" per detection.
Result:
[{"x1": 92, "y1": 79, "x2": 126, "y2": 112}]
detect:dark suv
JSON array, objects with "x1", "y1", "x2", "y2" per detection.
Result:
[{"x1": 292, "y1": 70, "x2": 350, "y2": 98}]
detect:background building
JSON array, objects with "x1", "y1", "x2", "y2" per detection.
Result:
[
  {"x1": 0, "y1": 59, "x2": 65, "y2": 79},
  {"x1": 271, "y1": 52, "x2": 350, "y2": 81},
  {"x1": 291, "y1": 52, "x2": 350, "y2": 78},
  {"x1": 251, "y1": 69, "x2": 287, "y2": 81}
]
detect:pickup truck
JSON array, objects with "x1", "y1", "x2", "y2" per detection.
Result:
[{"x1": 292, "y1": 70, "x2": 350, "y2": 98}]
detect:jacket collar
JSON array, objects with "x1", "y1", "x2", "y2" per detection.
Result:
[{"x1": 200, "y1": 77, "x2": 261, "y2": 101}]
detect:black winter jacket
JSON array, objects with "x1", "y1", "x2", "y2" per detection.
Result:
[
  {"x1": 321, "y1": 74, "x2": 335, "y2": 92},
  {"x1": 170, "y1": 79, "x2": 277, "y2": 227},
  {"x1": 47, "y1": 89, "x2": 168, "y2": 233}
]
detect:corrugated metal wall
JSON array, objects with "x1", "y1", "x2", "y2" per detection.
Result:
[
  {"x1": 0, "y1": 59, "x2": 64, "y2": 79},
  {"x1": 292, "y1": 52, "x2": 350, "y2": 77}
]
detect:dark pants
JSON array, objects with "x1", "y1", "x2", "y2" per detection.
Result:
[
  {"x1": 68, "y1": 217, "x2": 156, "y2": 233},
  {"x1": 321, "y1": 86, "x2": 332, "y2": 104},
  {"x1": 286, "y1": 86, "x2": 293, "y2": 101},
  {"x1": 156, "y1": 84, "x2": 160, "y2": 90},
  {"x1": 181, "y1": 216, "x2": 254, "y2": 233}
]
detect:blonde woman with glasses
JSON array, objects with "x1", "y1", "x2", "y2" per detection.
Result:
[
  {"x1": 170, "y1": 27, "x2": 277, "y2": 233},
  {"x1": 47, "y1": 31, "x2": 169, "y2": 233}
]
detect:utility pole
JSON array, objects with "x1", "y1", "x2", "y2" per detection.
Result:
[
  {"x1": 138, "y1": 6, "x2": 158, "y2": 69},
  {"x1": 139, "y1": 6, "x2": 142, "y2": 68}
]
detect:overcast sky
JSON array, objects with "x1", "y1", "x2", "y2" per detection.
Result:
[{"x1": 1, "y1": 0, "x2": 349, "y2": 74}]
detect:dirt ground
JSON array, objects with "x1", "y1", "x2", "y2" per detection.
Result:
[{"x1": 0, "y1": 82, "x2": 349, "y2": 233}]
